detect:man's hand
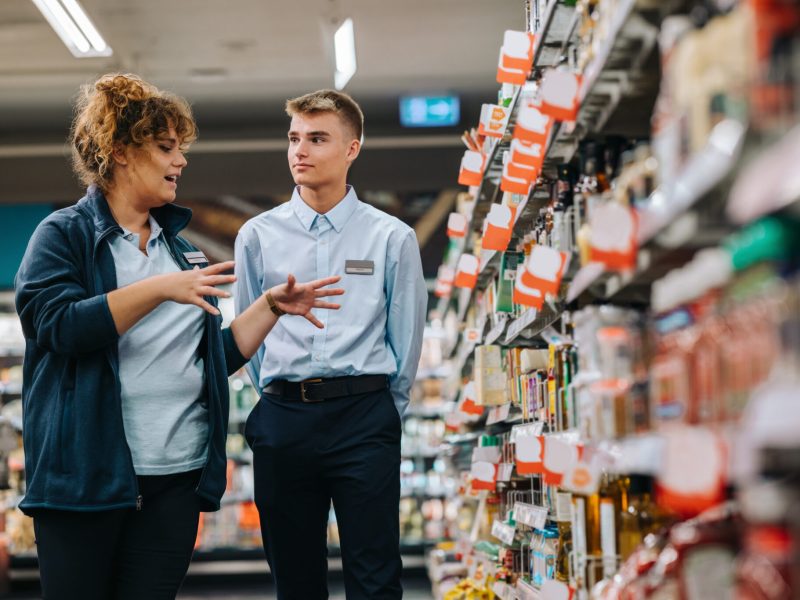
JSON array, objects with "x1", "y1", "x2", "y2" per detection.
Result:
[
  {"x1": 269, "y1": 274, "x2": 344, "y2": 328},
  {"x1": 162, "y1": 260, "x2": 236, "y2": 315}
]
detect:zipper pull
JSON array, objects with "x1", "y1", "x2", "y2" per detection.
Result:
[{"x1": 136, "y1": 495, "x2": 143, "y2": 511}]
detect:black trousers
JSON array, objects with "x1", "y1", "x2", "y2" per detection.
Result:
[
  {"x1": 247, "y1": 387, "x2": 402, "y2": 600},
  {"x1": 32, "y1": 469, "x2": 202, "y2": 600}
]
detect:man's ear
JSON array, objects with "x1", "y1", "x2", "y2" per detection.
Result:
[
  {"x1": 346, "y1": 138, "x2": 361, "y2": 164},
  {"x1": 111, "y1": 142, "x2": 128, "y2": 166}
]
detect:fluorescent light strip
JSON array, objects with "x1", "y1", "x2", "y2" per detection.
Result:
[
  {"x1": 31, "y1": 0, "x2": 90, "y2": 53},
  {"x1": 60, "y1": 0, "x2": 108, "y2": 53},
  {"x1": 30, "y1": 0, "x2": 111, "y2": 57},
  {"x1": 333, "y1": 18, "x2": 356, "y2": 90}
]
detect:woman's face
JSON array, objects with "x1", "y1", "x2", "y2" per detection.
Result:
[{"x1": 118, "y1": 126, "x2": 188, "y2": 206}]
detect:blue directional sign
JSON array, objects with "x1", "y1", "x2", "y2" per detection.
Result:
[{"x1": 399, "y1": 95, "x2": 460, "y2": 128}]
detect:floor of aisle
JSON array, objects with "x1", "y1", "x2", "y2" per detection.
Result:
[
  {"x1": 6, "y1": 574, "x2": 435, "y2": 599},
  {"x1": 177, "y1": 575, "x2": 435, "y2": 599}
]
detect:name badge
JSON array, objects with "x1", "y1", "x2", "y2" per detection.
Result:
[
  {"x1": 183, "y1": 251, "x2": 208, "y2": 265},
  {"x1": 345, "y1": 260, "x2": 374, "y2": 275}
]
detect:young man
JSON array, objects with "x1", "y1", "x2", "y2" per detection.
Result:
[{"x1": 234, "y1": 90, "x2": 427, "y2": 599}]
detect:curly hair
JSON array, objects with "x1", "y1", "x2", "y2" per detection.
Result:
[
  {"x1": 285, "y1": 89, "x2": 364, "y2": 142},
  {"x1": 70, "y1": 73, "x2": 197, "y2": 189}
]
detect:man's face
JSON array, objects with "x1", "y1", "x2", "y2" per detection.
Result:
[{"x1": 287, "y1": 111, "x2": 359, "y2": 190}]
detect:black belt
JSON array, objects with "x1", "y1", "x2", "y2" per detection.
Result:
[{"x1": 263, "y1": 374, "x2": 389, "y2": 403}]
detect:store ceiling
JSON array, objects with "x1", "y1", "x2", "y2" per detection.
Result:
[{"x1": 0, "y1": 0, "x2": 523, "y2": 271}]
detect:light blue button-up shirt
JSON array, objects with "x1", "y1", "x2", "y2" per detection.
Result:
[
  {"x1": 107, "y1": 215, "x2": 208, "y2": 475},
  {"x1": 234, "y1": 186, "x2": 427, "y2": 415}
]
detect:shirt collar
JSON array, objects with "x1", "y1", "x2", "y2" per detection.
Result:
[
  {"x1": 118, "y1": 214, "x2": 163, "y2": 244},
  {"x1": 290, "y1": 185, "x2": 359, "y2": 233}
]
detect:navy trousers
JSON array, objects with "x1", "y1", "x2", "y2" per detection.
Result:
[
  {"x1": 32, "y1": 469, "x2": 201, "y2": 600},
  {"x1": 246, "y1": 386, "x2": 402, "y2": 600}
]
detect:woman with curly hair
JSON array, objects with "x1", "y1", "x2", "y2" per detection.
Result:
[{"x1": 14, "y1": 73, "x2": 344, "y2": 600}]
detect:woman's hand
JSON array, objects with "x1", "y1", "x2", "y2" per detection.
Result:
[
  {"x1": 269, "y1": 274, "x2": 344, "y2": 328},
  {"x1": 162, "y1": 260, "x2": 236, "y2": 315}
]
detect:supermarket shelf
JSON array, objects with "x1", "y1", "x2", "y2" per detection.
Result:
[
  {"x1": 565, "y1": 119, "x2": 747, "y2": 303},
  {"x1": 484, "y1": 315, "x2": 509, "y2": 346},
  {"x1": 546, "y1": 0, "x2": 660, "y2": 167},
  {"x1": 443, "y1": 431, "x2": 482, "y2": 445},
  {"x1": 0, "y1": 383, "x2": 21, "y2": 395},
  {"x1": 727, "y1": 123, "x2": 800, "y2": 225},
  {"x1": 405, "y1": 402, "x2": 455, "y2": 420},
  {"x1": 401, "y1": 490, "x2": 449, "y2": 500},
  {"x1": 10, "y1": 547, "x2": 430, "y2": 582},
  {"x1": 533, "y1": 0, "x2": 578, "y2": 68},
  {"x1": 503, "y1": 300, "x2": 562, "y2": 346},
  {"x1": 401, "y1": 449, "x2": 443, "y2": 459},
  {"x1": 460, "y1": 0, "x2": 665, "y2": 313},
  {"x1": 516, "y1": 578, "x2": 542, "y2": 600},
  {"x1": 415, "y1": 365, "x2": 452, "y2": 381}
]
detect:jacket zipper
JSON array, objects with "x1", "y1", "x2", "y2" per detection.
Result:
[{"x1": 92, "y1": 223, "x2": 143, "y2": 511}]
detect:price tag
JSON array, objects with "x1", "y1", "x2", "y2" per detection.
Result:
[
  {"x1": 520, "y1": 245, "x2": 569, "y2": 296},
  {"x1": 562, "y1": 454, "x2": 603, "y2": 495},
  {"x1": 447, "y1": 213, "x2": 467, "y2": 238},
  {"x1": 510, "y1": 421, "x2": 544, "y2": 442},
  {"x1": 541, "y1": 579, "x2": 574, "y2": 600},
  {"x1": 514, "y1": 422, "x2": 546, "y2": 475},
  {"x1": 472, "y1": 446, "x2": 502, "y2": 464},
  {"x1": 455, "y1": 254, "x2": 480, "y2": 289},
  {"x1": 497, "y1": 463, "x2": 514, "y2": 482},
  {"x1": 493, "y1": 581, "x2": 511, "y2": 600},
  {"x1": 471, "y1": 461, "x2": 498, "y2": 491},
  {"x1": 487, "y1": 403, "x2": 512, "y2": 425},
  {"x1": 543, "y1": 435, "x2": 580, "y2": 486},
  {"x1": 516, "y1": 577, "x2": 542, "y2": 600},
  {"x1": 514, "y1": 502, "x2": 548, "y2": 530},
  {"x1": 590, "y1": 202, "x2": 637, "y2": 272},
  {"x1": 491, "y1": 518, "x2": 517, "y2": 546},
  {"x1": 657, "y1": 425, "x2": 726, "y2": 516}
]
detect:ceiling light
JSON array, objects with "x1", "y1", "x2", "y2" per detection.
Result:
[
  {"x1": 333, "y1": 18, "x2": 356, "y2": 90},
  {"x1": 31, "y1": 0, "x2": 112, "y2": 58}
]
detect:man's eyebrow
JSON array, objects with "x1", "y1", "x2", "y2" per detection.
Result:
[
  {"x1": 157, "y1": 137, "x2": 178, "y2": 144},
  {"x1": 287, "y1": 130, "x2": 332, "y2": 138}
]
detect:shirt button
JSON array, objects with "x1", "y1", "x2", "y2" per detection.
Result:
[{"x1": 313, "y1": 354, "x2": 321, "y2": 361}]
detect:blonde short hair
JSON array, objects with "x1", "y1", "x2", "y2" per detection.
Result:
[
  {"x1": 285, "y1": 89, "x2": 364, "y2": 142},
  {"x1": 70, "y1": 73, "x2": 197, "y2": 189}
]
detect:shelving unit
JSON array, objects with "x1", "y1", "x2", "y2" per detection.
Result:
[{"x1": 426, "y1": 1, "x2": 800, "y2": 599}]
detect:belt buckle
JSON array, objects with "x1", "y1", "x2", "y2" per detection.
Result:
[{"x1": 300, "y1": 378, "x2": 324, "y2": 403}]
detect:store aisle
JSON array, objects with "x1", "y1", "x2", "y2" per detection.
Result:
[
  {"x1": 6, "y1": 574, "x2": 435, "y2": 599},
  {"x1": 177, "y1": 576, "x2": 435, "y2": 599}
]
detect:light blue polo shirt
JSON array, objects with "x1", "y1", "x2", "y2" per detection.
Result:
[{"x1": 107, "y1": 215, "x2": 208, "y2": 475}]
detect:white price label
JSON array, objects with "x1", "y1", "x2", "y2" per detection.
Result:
[
  {"x1": 541, "y1": 579, "x2": 572, "y2": 600},
  {"x1": 487, "y1": 403, "x2": 512, "y2": 425},
  {"x1": 516, "y1": 577, "x2": 542, "y2": 600},
  {"x1": 514, "y1": 502, "x2": 548, "y2": 530},
  {"x1": 510, "y1": 421, "x2": 545, "y2": 442},
  {"x1": 491, "y1": 518, "x2": 517, "y2": 546},
  {"x1": 497, "y1": 463, "x2": 514, "y2": 482},
  {"x1": 493, "y1": 581, "x2": 517, "y2": 600},
  {"x1": 472, "y1": 446, "x2": 502, "y2": 464}
]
